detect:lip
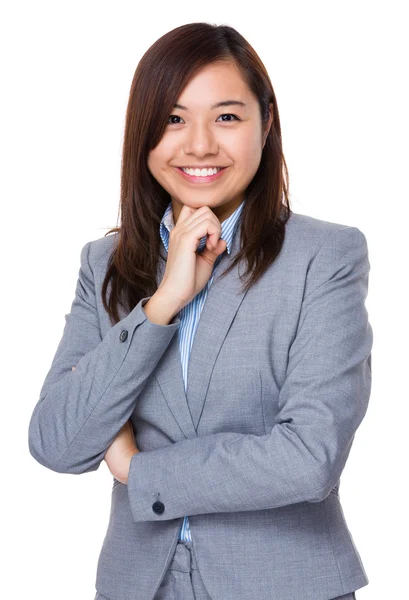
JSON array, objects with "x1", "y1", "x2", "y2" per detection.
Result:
[{"x1": 175, "y1": 166, "x2": 228, "y2": 183}]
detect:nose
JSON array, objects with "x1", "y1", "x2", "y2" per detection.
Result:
[{"x1": 183, "y1": 122, "x2": 218, "y2": 157}]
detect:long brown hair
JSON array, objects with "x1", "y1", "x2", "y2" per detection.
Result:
[{"x1": 102, "y1": 22, "x2": 291, "y2": 325}]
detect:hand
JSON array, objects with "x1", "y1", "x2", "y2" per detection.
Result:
[
  {"x1": 103, "y1": 419, "x2": 139, "y2": 485},
  {"x1": 157, "y1": 204, "x2": 227, "y2": 310},
  {"x1": 72, "y1": 366, "x2": 139, "y2": 484}
]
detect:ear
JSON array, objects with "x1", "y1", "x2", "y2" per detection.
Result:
[{"x1": 263, "y1": 102, "x2": 274, "y2": 148}]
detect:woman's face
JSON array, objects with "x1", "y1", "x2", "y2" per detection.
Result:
[{"x1": 147, "y1": 60, "x2": 273, "y2": 225}]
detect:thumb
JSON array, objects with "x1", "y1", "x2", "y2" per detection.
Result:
[
  {"x1": 216, "y1": 238, "x2": 227, "y2": 255},
  {"x1": 201, "y1": 238, "x2": 227, "y2": 262}
]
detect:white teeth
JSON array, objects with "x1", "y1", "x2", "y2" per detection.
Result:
[{"x1": 181, "y1": 167, "x2": 222, "y2": 176}]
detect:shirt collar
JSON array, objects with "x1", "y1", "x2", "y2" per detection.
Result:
[{"x1": 160, "y1": 199, "x2": 246, "y2": 255}]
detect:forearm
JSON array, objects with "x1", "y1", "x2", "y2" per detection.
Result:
[
  {"x1": 29, "y1": 296, "x2": 180, "y2": 474},
  {"x1": 126, "y1": 425, "x2": 347, "y2": 522}
]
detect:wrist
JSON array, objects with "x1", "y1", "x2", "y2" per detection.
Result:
[{"x1": 144, "y1": 290, "x2": 181, "y2": 325}]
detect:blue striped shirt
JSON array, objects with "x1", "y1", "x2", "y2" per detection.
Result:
[{"x1": 159, "y1": 199, "x2": 246, "y2": 541}]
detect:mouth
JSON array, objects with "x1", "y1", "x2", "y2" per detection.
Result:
[{"x1": 175, "y1": 166, "x2": 228, "y2": 184}]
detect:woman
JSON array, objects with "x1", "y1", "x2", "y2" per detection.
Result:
[{"x1": 28, "y1": 22, "x2": 372, "y2": 600}]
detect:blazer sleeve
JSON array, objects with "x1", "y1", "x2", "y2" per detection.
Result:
[
  {"x1": 28, "y1": 240, "x2": 181, "y2": 474},
  {"x1": 126, "y1": 226, "x2": 373, "y2": 521}
]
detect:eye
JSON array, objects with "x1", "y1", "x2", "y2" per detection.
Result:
[
  {"x1": 167, "y1": 115, "x2": 183, "y2": 125},
  {"x1": 216, "y1": 114, "x2": 241, "y2": 122},
  {"x1": 166, "y1": 113, "x2": 241, "y2": 125}
]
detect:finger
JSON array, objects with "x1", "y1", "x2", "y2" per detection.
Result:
[
  {"x1": 183, "y1": 207, "x2": 219, "y2": 229},
  {"x1": 186, "y1": 216, "x2": 221, "y2": 249},
  {"x1": 72, "y1": 366, "x2": 76, "y2": 371},
  {"x1": 175, "y1": 203, "x2": 196, "y2": 225},
  {"x1": 176, "y1": 205, "x2": 215, "y2": 230},
  {"x1": 202, "y1": 237, "x2": 227, "y2": 258}
]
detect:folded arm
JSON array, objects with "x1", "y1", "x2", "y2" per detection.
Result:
[{"x1": 126, "y1": 226, "x2": 373, "y2": 521}]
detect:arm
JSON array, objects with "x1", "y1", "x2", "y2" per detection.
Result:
[
  {"x1": 28, "y1": 240, "x2": 180, "y2": 474},
  {"x1": 127, "y1": 226, "x2": 373, "y2": 521}
]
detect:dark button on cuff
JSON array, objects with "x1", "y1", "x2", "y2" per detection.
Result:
[
  {"x1": 152, "y1": 501, "x2": 165, "y2": 515},
  {"x1": 119, "y1": 329, "x2": 128, "y2": 342}
]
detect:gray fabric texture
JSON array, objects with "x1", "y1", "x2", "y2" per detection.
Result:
[{"x1": 29, "y1": 210, "x2": 372, "y2": 600}]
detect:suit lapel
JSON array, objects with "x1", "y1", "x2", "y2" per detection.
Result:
[{"x1": 154, "y1": 228, "x2": 249, "y2": 438}]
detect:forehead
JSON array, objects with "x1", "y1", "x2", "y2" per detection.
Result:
[{"x1": 176, "y1": 62, "x2": 255, "y2": 109}]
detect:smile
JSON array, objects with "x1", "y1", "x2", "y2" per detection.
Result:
[{"x1": 175, "y1": 166, "x2": 228, "y2": 183}]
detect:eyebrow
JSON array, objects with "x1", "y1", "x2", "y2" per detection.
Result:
[{"x1": 173, "y1": 100, "x2": 246, "y2": 110}]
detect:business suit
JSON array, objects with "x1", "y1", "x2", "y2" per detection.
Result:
[{"x1": 28, "y1": 208, "x2": 372, "y2": 600}]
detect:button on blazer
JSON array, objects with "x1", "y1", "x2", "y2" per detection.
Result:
[{"x1": 28, "y1": 210, "x2": 373, "y2": 600}]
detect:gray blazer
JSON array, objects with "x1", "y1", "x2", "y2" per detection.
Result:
[{"x1": 28, "y1": 210, "x2": 373, "y2": 600}]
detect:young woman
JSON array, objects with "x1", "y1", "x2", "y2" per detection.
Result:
[{"x1": 28, "y1": 22, "x2": 372, "y2": 600}]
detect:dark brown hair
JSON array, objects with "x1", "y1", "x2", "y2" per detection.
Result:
[{"x1": 102, "y1": 22, "x2": 291, "y2": 325}]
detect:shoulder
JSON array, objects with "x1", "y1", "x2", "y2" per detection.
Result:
[
  {"x1": 79, "y1": 231, "x2": 119, "y2": 274},
  {"x1": 284, "y1": 210, "x2": 368, "y2": 255},
  {"x1": 89, "y1": 231, "x2": 119, "y2": 262}
]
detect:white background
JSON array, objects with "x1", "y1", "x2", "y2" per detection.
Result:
[{"x1": 2, "y1": 1, "x2": 407, "y2": 598}]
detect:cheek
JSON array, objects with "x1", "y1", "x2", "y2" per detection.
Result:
[
  {"x1": 147, "y1": 153, "x2": 156, "y2": 175},
  {"x1": 154, "y1": 136, "x2": 177, "y2": 161},
  {"x1": 238, "y1": 147, "x2": 262, "y2": 176},
  {"x1": 235, "y1": 141, "x2": 263, "y2": 182},
  {"x1": 147, "y1": 144, "x2": 168, "y2": 170},
  {"x1": 233, "y1": 130, "x2": 262, "y2": 161}
]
